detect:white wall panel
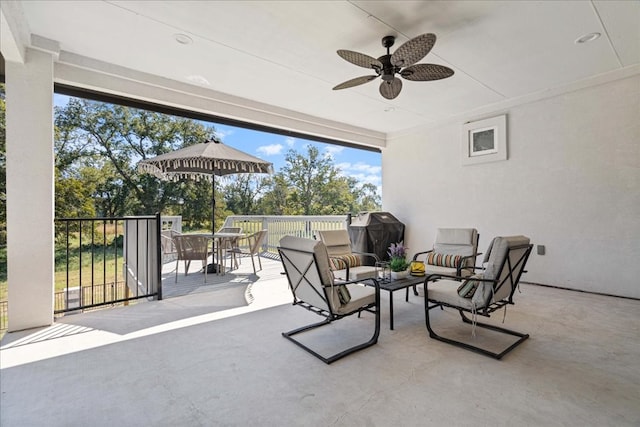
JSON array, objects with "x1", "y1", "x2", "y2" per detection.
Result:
[{"x1": 383, "y1": 74, "x2": 640, "y2": 298}]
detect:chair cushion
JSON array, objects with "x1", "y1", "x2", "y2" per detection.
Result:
[
  {"x1": 435, "y1": 228, "x2": 477, "y2": 245},
  {"x1": 427, "y1": 279, "x2": 477, "y2": 310},
  {"x1": 474, "y1": 235, "x2": 530, "y2": 306},
  {"x1": 279, "y1": 235, "x2": 334, "y2": 286},
  {"x1": 332, "y1": 266, "x2": 378, "y2": 282},
  {"x1": 333, "y1": 283, "x2": 376, "y2": 315},
  {"x1": 330, "y1": 254, "x2": 362, "y2": 271},
  {"x1": 426, "y1": 252, "x2": 462, "y2": 268},
  {"x1": 433, "y1": 228, "x2": 478, "y2": 258},
  {"x1": 317, "y1": 229, "x2": 352, "y2": 257}
]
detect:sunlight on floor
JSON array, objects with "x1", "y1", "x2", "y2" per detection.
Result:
[{"x1": 0, "y1": 257, "x2": 292, "y2": 369}]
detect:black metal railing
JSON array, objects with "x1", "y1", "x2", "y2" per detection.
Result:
[{"x1": 54, "y1": 213, "x2": 162, "y2": 314}]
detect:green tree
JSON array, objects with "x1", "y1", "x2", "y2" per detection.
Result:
[
  {"x1": 280, "y1": 145, "x2": 339, "y2": 215},
  {"x1": 223, "y1": 174, "x2": 270, "y2": 215},
  {"x1": 353, "y1": 182, "x2": 381, "y2": 213},
  {"x1": 54, "y1": 168, "x2": 97, "y2": 219},
  {"x1": 54, "y1": 98, "x2": 218, "y2": 227},
  {"x1": 278, "y1": 145, "x2": 379, "y2": 215},
  {"x1": 256, "y1": 175, "x2": 289, "y2": 215}
]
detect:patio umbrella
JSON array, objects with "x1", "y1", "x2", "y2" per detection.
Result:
[{"x1": 138, "y1": 139, "x2": 273, "y2": 233}]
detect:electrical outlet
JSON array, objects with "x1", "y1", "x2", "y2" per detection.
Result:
[{"x1": 537, "y1": 245, "x2": 545, "y2": 255}]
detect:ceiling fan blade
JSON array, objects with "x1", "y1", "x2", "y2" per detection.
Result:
[
  {"x1": 400, "y1": 64, "x2": 454, "y2": 81},
  {"x1": 333, "y1": 75, "x2": 378, "y2": 90},
  {"x1": 337, "y1": 50, "x2": 383, "y2": 70},
  {"x1": 379, "y1": 78, "x2": 402, "y2": 100},
  {"x1": 391, "y1": 33, "x2": 436, "y2": 68}
]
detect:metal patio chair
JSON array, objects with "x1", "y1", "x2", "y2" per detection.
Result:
[
  {"x1": 409, "y1": 228, "x2": 480, "y2": 298},
  {"x1": 423, "y1": 235, "x2": 533, "y2": 359},
  {"x1": 278, "y1": 235, "x2": 381, "y2": 364},
  {"x1": 316, "y1": 229, "x2": 379, "y2": 281}
]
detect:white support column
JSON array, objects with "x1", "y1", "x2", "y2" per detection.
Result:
[{"x1": 6, "y1": 48, "x2": 55, "y2": 331}]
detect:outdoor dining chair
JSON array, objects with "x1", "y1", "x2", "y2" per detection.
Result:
[
  {"x1": 173, "y1": 234, "x2": 212, "y2": 283},
  {"x1": 160, "y1": 229, "x2": 181, "y2": 265},
  {"x1": 278, "y1": 235, "x2": 380, "y2": 364},
  {"x1": 217, "y1": 226, "x2": 243, "y2": 270},
  {"x1": 228, "y1": 229, "x2": 268, "y2": 274}
]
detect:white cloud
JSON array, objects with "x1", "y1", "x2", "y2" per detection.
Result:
[
  {"x1": 324, "y1": 145, "x2": 345, "y2": 158},
  {"x1": 214, "y1": 128, "x2": 234, "y2": 140},
  {"x1": 351, "y1": 162, "x2": 382, "y2": 174},
  {"x1": 285, "y1": 137, "x2": 296, "y2": 147},
  {"x1": 349, "y1": 173, "x2": 381, "y2": 186},
  {"x1": 336, "y1": 162, "x2": 351, "y2": 171},
  {"x1": 334, "y1": 161, "x2": 382, "y2": 189},
  {"x1": 257, "y1": 144, "x2": 284, "y2": 156},
  {"x1": 336, "y1": 161, "x2": 381, "y2": 176}
]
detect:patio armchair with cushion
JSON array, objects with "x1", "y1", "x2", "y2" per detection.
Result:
[
  {"x1": 409, "y1": 228, "x2": 479, "y2": 298},
  {"x1": 173, "y1": 234, "x2": 212, "y2": 283},
  {"x1": 423, "y1": 235, "x2": 533, "y2": 359},
  {"x1": 316, "y1": 229, "x2": 380, "y2": 282},
  {"x1": 228, "y1": 229, "x2": 268, "y2": 274},
  {"x1": 278, "y1": 235, "x2": 381, "y2": 364},
  {"x1": 413, "y1": 228, "x2": 480, "y2": 277}
]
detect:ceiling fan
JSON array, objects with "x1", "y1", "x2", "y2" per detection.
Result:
[{"x1": 333, "y1": 33, "x2": 454, "y2": 100}]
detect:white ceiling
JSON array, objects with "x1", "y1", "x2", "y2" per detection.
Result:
[{"x1": 8, "y1": 1, "x2": 640, "y2": 136}]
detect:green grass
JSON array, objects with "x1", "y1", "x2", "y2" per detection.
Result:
[
  {"x1": 0, "y1": 246, "x2": 6, "y2": 302},
  {"x1": 0, "y1": 229, "x2": 125, "y2": 301}
]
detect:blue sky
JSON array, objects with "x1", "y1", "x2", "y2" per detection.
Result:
[
  {"x1": 54, "y1": 94, "x2": 382, "y2": 195},
  {"x1": 213, "y1": 124, "x2": 381, "y2": 194}
]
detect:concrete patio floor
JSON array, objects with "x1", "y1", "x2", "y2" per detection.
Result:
[{"x1": 1, "y1": 255, "x2": 639, "y2": 426}]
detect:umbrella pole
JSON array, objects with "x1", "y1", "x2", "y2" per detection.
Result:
[
  {"x1": 211, "y1": 176, "x2": 216, "y2": 234},
  {"x1": 208, "y1": 176, "x2": 218, "y2": 274}
]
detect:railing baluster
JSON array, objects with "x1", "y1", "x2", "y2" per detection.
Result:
[
  {"x1": 91, "y1": 220, "x2": 95, "y2": 306},
  {"x1": 65, "y1": 220, "x2": 70, "y2": 312},
  {"x1": 79, "y1": 220, "x2": 83, "y2": 307},
  {"x1": 115, "y1": 220, "x2": 119, "y2": 302},
  {"x1": 103, "y1": 220, "x2": 107, "y2": 305}
]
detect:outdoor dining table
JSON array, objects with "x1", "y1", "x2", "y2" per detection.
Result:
[{"x1": 188, "y1": 232, "x2": 245, "y2": 275}]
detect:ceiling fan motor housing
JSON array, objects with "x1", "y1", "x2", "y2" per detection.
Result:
[
  {"x1": 382, "y1": 35, "x2": 395, "y2": 49},
  {"x1": 378, "y1": 54, "x2": 398, "y2": 81}
]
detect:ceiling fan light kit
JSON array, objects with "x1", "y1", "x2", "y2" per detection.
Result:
[{"x1": 333, "y1": 33, "x2": 454, "y2": 99}]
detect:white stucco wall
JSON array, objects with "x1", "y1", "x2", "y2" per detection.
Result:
[{"x1": 383, "y1": 74, "x2": 640, "y2": 298}]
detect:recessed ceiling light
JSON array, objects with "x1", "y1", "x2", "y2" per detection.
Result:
[
  {"x1": 174, "y1": 33, "x2": 193, "y2": 45},
  {"x1": 575, "y1": 32, "x2": 601, "y2": 44}
]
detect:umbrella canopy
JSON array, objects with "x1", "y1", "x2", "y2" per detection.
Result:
[
  {"x1": 138, "y1": 139, "x2": 273, "y2": 232},
  {"x1": 138, "y1": 139, "x2": 273, "y2": 180}
]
